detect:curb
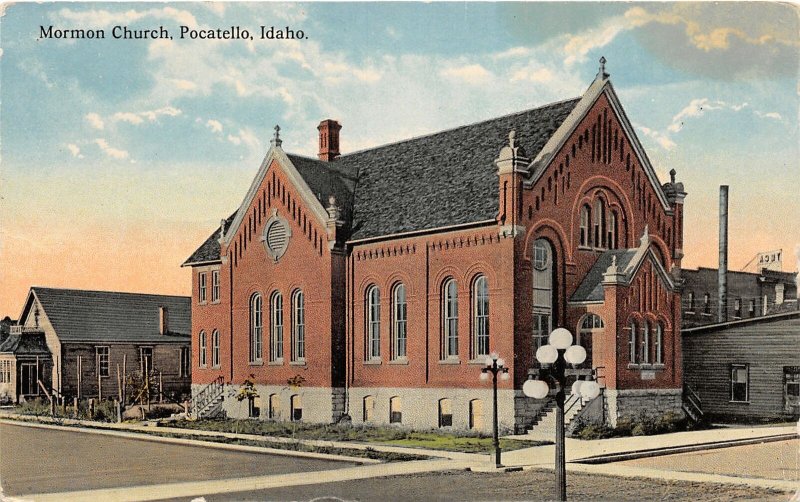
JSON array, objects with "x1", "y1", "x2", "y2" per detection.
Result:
[
  {"x1": 573, "y1": 433, "x2": 798, "y2": 464},
  {"x1": 0, "y1": 419, "x2": 380, "y2": 465}
]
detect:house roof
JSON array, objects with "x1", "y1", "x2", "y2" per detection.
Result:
[
  {"x1": 682, "y1": 310, "x2": 800, "y2": 336},
  {"x1": 571, "y1": 249, "x2": 638, "y2": 302},
  {"x1": 337, "y1": 99, "x2": 580, "y2": 241},
  {"x1": 22, "y1": 287, "x2": 191, "y2": 343},
  {"x1": 185, "y1": 98, "x2": 581, "y2": 262},
  {"x1": 0, "y1": 331, "x2": 50, "y2": 356},
  {"x1": 182, "y1": 212, "x2": 236, "y2": 266}
]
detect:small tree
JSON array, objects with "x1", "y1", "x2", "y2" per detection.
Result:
[{"x1": 235, "y1": 375, "x2": 260, "y2": 430}]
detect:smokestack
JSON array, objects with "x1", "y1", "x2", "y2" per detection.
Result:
[{"x1": 718, "y1": 186, "x2": 729, "y2": 323}]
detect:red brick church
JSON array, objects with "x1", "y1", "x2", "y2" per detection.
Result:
[{"x1": 184, "y1": 60, "x2": 686, "y2": 431}]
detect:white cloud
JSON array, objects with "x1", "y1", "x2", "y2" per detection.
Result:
[
  {"x1": 636, "y1": 124, "x2": 677, "y2": 150},
  {"x1": 440, "y1": 64, "x2": 492, "y2": 84},
  {"x1": 755, "y1": 111, "x2": 782, "y2": 121},
  {"x1": 66, "y1": 143, "x2": 83, "y2": 159},
  {"x1": 112, "y1": 106, "x2": 182, "y2": 125},
  {"x1": 85, "y1": 112, "x2": 105, "y2": 130},
  {"x1": 94, "y1": 138, "x2": 129, "y2": 160},
  {"x1": 227, "y1": 134, "x2": 241, "y2": 146},
  {"x1": 171, "y1": 79, "x2": 197, "y2": 91},
  {"x1": 511, "y1": 67, "x2": 554, "y2": 83},
  {"x1": 206, "y1": 119, "x2": 223, "y2": 133}
]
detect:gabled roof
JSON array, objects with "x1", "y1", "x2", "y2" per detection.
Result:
[
  {"x1": 571, "y1": 249, "x2": 638, "y2": 302},
  {"x1": 335, "y1": 98, "x2": 580, "y2": 241},
  {"x1": 0, "y1": 331, "x2": 50, "y2": 356},
  {"x1": 182, "y1": 212, "x2": 236, "y2": 266},
  {"x1": 20, "y1": 287, "x2": 191, "y2": 343},
  {"x1": 571, "y1": 231, "x2": 676, "y2": 303}
]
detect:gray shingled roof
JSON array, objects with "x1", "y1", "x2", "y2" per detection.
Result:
[
  {"x1": 571, "y1": 249, "x2": 638, "y2": 302},
  {"x1": 27, "y1": 288, "x2": 191, "y2": 343},
  {"x1": 182, "y1": 212, "x2": 235, "y2": 266},
  {"x1": 185, "y1": 98, "x2": 580, "y2": 261},
  {"x1": 338, "y1": 99, "x2": 580, "y2": 240},
  {"x1": 0, "y1": 332, "x2": 50, "y2": 355}
]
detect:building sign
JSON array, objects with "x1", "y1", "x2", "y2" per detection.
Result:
[
  {"x1": 641, "y1": 370, "x2": 656, "y2": 380},
  {"x1": 757, "y1": 249, "x2": 783, "y2": 272}
]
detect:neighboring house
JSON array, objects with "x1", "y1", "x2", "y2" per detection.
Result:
[
  {"x1": 683, "y1": 311, "x2": 800, "y2": 421},
  {"x1": 0, "y1": 328, "x2": 52, "y2": 404},
  {"x1": 682, "y1": 267, "x2": 797, "y2": 328},
  {"x1": 185, "y1": 61, "x2": 687, "y2": 431},
  {"x1": 10, "y1": 287, "x2": 192, "y2": 403}
]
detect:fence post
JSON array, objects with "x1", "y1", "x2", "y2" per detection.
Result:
[
  {"x1": 73, "y1": 397, "x2": 78, "y2": 418},
  {"x1": 115, "y1": 399, "x2": 122, "y2": 423},
  {"x1": 88, "y1": 398, "x2": 95, "y2": 419}
]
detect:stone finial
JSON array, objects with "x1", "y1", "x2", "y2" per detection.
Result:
[
  {"x1": 271, "y1": 124, "x2": 282, "y2": 147},
  {"x1": 598, "y1": 56, "x2": 608, "y2": 79},
  {"x1": 326, "y1": 194, "x2": 342, "y2": 223},
  {"x1": 605, "y1": 255, "x2": 619, "y2": 275},
  {"x1": 670, "y1": 169, "x2": 676, "y2": 184},
  {"x1": 639, "y1": 224, "x2": 650, "y2": 247},
  {"x1": 494, "y1": 129, "x2": 530, "y2": 175}
]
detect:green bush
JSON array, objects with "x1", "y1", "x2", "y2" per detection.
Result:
[{"x1": 571, "y1": 411, "x2": 690, "y2": 439}]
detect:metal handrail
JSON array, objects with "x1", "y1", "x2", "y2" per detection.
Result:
[{"x1": 192, "y1": 376, "x2": 224, "y2": 415}]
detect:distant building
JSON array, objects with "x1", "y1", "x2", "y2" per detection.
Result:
[
  {"x1": 682, "y1": 267, "x2": 797, "y2": 329},
  {"x1": 683, "y1": 311, "x2": 800, "y2": 421},
  {"x1": 0, "y1": 287, "x2": 192, "y2": 404}
]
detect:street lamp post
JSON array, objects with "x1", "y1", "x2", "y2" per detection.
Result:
[
  {"x1": 480, "y1": 352, "x2": 509, "y2": 468},
  {"x1": 523, "y1": 328, "x2": 600, "y2": 501}
]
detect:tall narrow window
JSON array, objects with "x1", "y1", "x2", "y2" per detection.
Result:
[
  {"x1": 292, "y1": 290, "x2": 305, "y2": 362},
  {"x1": 580, "y1": 205, "x2": 590, "y2": 247},
  {"x1": 442, "y1": 278, "x2": 458, "y2": 358},
  {"x1": 211, "y1": 330, "x2": 220, "y2": 367},
  {"x1": 593, "y1": 199, "x2": 605, "y2": 248},
  {"x1": 366, "y1": 286, "x2": 381, "y2": 360},
  {"x1": 438, "y1": 398, "x2": 453, "y2": 427},
  {"x1": 180, "y1": 346, "x2": 190, "y2": 377},
  {"x1": 250, "y1": 293, "x2": 263, "y2": 363},
  {"x1": 96, "y1": 346, "x2": 109, "y2": 377},
  {"x1": 391, "y1": 284, "x2": 407, "y2": 360},
  {"x1": 532, "y1": 239, "x2": 554, "y2": 354},
  {"x1": 389, "y1": 396, "x2": 402, "y2": 423},
  {"x1": 199, "y1": 331, "x2": 207, "y2": 367},
  {"x1": 290, "y1": 394, "x2": 302, "y2": 421},
  {"x1": 199, "y1": 272, "x2": 207, "y2": 303},
  {"x1": 607, "y1": 211, "x2": 618, "y2": 249},
  {"x1": 472, "y1": 275, "x2": 490, "y2": 358},
  {"x1": 687, "y1": 292, "x2": 695, "y2": 312},
  {"x1": 734, "y1": 299, "x2": 742, "y2": 318},
  {"x1": 211, "y1": 270, "x2": 220, "y2": 303},
  {"x1": 629, "y1": 320, "x2": 637, "y2": 364},
  {"x1": 641, "y1": 320, "x2": 650, "y2": 364},
  {"x1": 703, "y1": 293, "x2": 711, "y2": 314},
  {"x1": 469, "y1": 399, "x2": 484, "y2": 430},
  {"x1": 655, "y1": 323, "x2": 663, "y2": 364},
  {"x1": 270, "y1": 292, "x2": 284, "y2": 361},
  {"x1": 363, "y1": 395, "x2": 375, "y2": 422},
  {"x1": 269, "y1": 394, "x2": 281, "y2": 419},
  {"x1": 731, "y1": 364, "x2": 749, "y2": 402}
]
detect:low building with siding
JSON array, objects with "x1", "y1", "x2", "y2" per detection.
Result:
[
  {"x1": 10, "y1": 287, "x2": 192, "y2": 403},
  {"x1": 682, "y1": 311, "x2": 800, "y2": 421}
]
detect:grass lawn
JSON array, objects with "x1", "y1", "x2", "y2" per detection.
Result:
[{"x1": 162, "y1": 419, "x2": 549, "y2": 453}]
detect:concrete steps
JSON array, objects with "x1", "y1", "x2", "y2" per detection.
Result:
[{"x1": 526, "y1": 394, "x2": 584, "y2": 441}]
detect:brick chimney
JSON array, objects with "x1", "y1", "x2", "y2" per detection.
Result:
[
  {"x1": 159, "y1": 306, "x2": 168, "y2": 335},
  {"x1": 317, "y1": 119, "x2": 341, "y2": 161}
]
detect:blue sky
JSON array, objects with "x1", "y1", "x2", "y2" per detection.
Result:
[{"x1": 1, "y1": 2, "x2": 798, "y2": 314}]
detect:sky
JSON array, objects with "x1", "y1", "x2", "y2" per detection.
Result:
[{"x1": 1, "y1": 2, "x2": 798, "y2": 316}]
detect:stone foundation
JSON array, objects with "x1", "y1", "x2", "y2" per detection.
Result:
[
  {"x1": 346, "y1": 386, "x2": 516, "y2": 433},
  {"x1": 193, "y1": 384, "x2": 344, "y2": 423},
  {"x1": 604, "y1": 388, "x2": 683, "y2": 427},
  {"x1": 513, "y1": 391, "x2": 551, "y2": 433}
]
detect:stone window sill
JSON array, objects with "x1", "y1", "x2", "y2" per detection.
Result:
[
  {"x1": 439, "y1": 358, "x2": 461, "y2": 365},
  {"x1": 388, "y1": 358, "x2": 409, "y2": 365},
  {"x1": 268, "y1": 360, "x2": 284, "y2": 366},
  {"x1": 468, "y1": 359, "x2": 489, "y2": 365},
  {"x1": 249, "y1": 361, "x2": 264, "y2": 367},
  {"x1": 290, "y1": 360, "x2": 306, "y2": 367},
  {"x1": 363, "y1": 359, "x2": 382, "y2": 365}
]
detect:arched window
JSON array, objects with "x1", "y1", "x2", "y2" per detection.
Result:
[
  {"x1": 532, "y1": 239, "x2": 554, "y2": 352},
  {"x1": 607, "y1": 211, "x2": 618, "y2": 249},
  {"x1": 211, "y1": 329, "x2": 220, "y2": 368},
  {"x1": 628, "y1": 320, "x2": 637, "y2": 364},
  {"x1": 469, "y1": 399, "x2": 484, "y2": 430},
  {"x1": 472, "y1": 275, "x2": 490, "y2": 359},
  {"x1": 438, "y1": 398, "x2": 453, "y2": 427},
  {"x1": 593, "y1": 199, "x2": 605, "y2": 248},
  {"x1": 655, "y1": 323, "x2": 663, "y2": 364},
  {"x1": 363, "y1": 395, "x2": 375, "y2": 422},
  {"x1": 389, "y1": 396, "x2": 402, "y2": 424},
  {"x1": 641, "y1": 320, "x2": 650, "y2": 364},
  {"x1": 270, "y1": 292, "x2": 284, "y2": 361},
  {"x1": 366, "y1": 285, "x2": 380, "y2": 360},
  {"x1": 269, "y1": 394, "x2": 281, "y2": 420},
  {"x1": 391, "y1": 283, "x2": 407, "y2": 360},
  {"x1": 291, "y1": 290, "x2": 305, "y2": 362},
  {"x1": 250, "y1": 293, "x2": 263, "y2": 363},
  {"x1": 577, "y1": 314, "x2": 604, "y2": 368},
  {"x1": 442, "y1": 278, "x2": 458, "y2": 358},
  {"x1": 199, "y1": 330, "x2": 207, "y2": 367},
  {"x1": 580, "y1": 205, "x2": 590, "y2": 247},
  {"x1": 290, "y1": 394, "x2": 302, "y2": 422}
]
